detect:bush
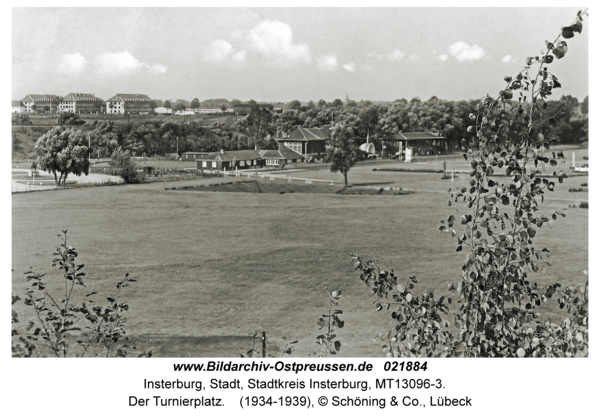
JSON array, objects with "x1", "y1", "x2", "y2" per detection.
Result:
[
  {"x1": 579, "y1": 202, "x2": 588, "y2": 209},
  {"x1": 12, "y1": 113, "x2": 32, "y2": 125},
  {"x1": 352, "y1": 11, "x2": 588, "y2": 358},
  {"x1": 110, "y1": 147, "x2": 142, "y2": 183},
  {"x1": 13, "y1": 231, "x2": 152, "y2": 357},
  {"x1": 58, "y1": 112, "x2": 86, "y2": 126}
]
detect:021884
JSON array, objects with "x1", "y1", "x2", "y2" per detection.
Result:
[{"x1": 383, "y1": 361, "x2": 428, "y2": 372}]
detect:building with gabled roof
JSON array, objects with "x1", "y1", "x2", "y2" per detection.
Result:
[
  {"x1": 380, "y1": 130, "x2": 448, "y2": 160},
  {"x1": 106, "y1": 93, "x2": 154, "y2": 114},
  {"x1": 276, "y1": 127, "x2": 330, "y2": 157},
  {"x1": 12, "y1": 101, "x2": 24, "y2": 113},
  {"x1": 259, "y1": 143, "x2": 304, "y2": 168},
  {"x1": 196, "y1": 149, "x2": 265, "y2": 171},
  {"x1": 20, "y1": 94, "x2": 62, "y2": 113},
  {"x1": 58, "y1": 93, "x2": 104, "y2": 114}
]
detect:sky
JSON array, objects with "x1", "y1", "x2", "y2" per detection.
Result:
[{"x1": 12, "y1": 7, "x2": 589, "y2": 103}]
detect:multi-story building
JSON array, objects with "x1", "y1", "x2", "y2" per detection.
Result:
[
  {"x1": 19, "y1": 94, "x2": 62, "y2": 113},
  {"x1": 12, "y1": 101, "x2": 24, "y2": 113},
  {"x1": 58, "y1": 93, "x2": 104, "y2": 114},
  {"x1": 105, "y1": 94, "x2": 155, "y2": 114}
]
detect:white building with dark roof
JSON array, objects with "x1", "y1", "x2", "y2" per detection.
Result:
[
  {"x1": 58, "y1": 93, "x2": 104, "y2": 114},
  {"x1": 19, "y1": 94, "x2": 62, "y2": 113},
  {"x1": 106, "y1": 93, "x2": 154, "y2": 114}
]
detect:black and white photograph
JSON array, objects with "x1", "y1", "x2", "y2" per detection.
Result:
[{"x1": 7, "y1": 3, "x2": 594, "y2": 415}]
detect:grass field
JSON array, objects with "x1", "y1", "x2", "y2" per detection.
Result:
[{"x1": 11, "y1": 160, "x2": 588, "y2": 357}]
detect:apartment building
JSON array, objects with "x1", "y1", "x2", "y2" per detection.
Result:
[
  {"x1": 58, "y1": 93, "x2": 104, "y2": 113},
  {"x1": 106, "y1": 93, "x2": 155, "y2": 114},
  {"x1": 19, "y1": 94, "x2": 62, "y2": 113}
]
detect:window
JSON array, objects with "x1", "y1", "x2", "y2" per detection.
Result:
[
  {"x1": 240, "y1": 160, "x2": 245, "y2": 167},
  {"x1": 212, "y1": 162, "x2": 217, "y2": 168},
  {"x1": 202, "y1": 161, "x2": 207, "y2": 167},
  {"x1": 284, "y1": 141, "x2": 302, "y2": 154}
]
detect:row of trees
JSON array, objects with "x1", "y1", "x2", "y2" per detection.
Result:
[{"x1": 79, "y1": 94, "x2": 587, "y2": 160}]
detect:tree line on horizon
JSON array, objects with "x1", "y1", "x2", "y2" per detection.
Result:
[{"x1": 14, "y1": 94, "x2": 588, "y2": 159}]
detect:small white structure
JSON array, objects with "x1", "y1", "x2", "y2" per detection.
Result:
[
  {"x1": 359, "y1": 134, "x2": 377, "y2": 157},
  {"x1": 155, "y1": 107, "x2": 172, "y2": 114}
]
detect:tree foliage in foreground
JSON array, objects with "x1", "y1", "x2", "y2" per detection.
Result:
[
  {"x1": 352, "y1": 11, "x2": 588, "y2": 357},
  {"x1": 13, "y1": 231, "x2": 153, "y2": 357},
  {"x1": 35, "y1": 126, "x2": 90, "y2": 186}
]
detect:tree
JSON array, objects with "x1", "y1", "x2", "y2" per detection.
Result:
[
  {"x1": 289, "y1": 100, "x2": 302, "y2": 110},
  {"x1": 190, "y1": 98, "x2": 200, "y2": 109},
  {"x1": 110, "y1": 147, "x2": 141, "y2": 183},
  {"x1": 58, "y1": 112, "x2": 85, "y2": 126},
  {"x1": 318, "y1": 99, "x2": 327, "y2": 107},
  {"x1": 352, "y1": 10, "x2": 588, "y2": 358},
  {"x1": 164, "y1": 100, "x2": 172, "y2": 109},
  {"x1": 245, "y1": 103, "x2": 275, "y2": 149},
  {"x1": 346, "y1": 100, "x2": 357, "y2": 107},
  {"x1": 12, "y1": 113, "x2": 32, "y2": 125},
  {"x1": 174, "y1": 103, "x2": 187, "y2": 113},
  {"x1": 43, "y1": 106, "x2": 50, "y2": 113},
  {"x1": 220, "y1": 104, "x2": 227, "y2": 112},
  {"x1": 326, "y1": 123, "x2": 359, "y2": 186},
  {"x1": 331, "y1": 98, "x2": 344, "y2": 107},
  {"x1": 35, "y1": 126, "x2": 90, "y2": 186}
]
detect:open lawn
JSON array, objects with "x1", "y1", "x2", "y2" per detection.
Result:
[{"x1": 11, "y1": 162, "x2": 588, "y2": 357}]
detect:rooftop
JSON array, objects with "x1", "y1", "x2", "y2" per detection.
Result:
[
  {"x1": 107, "y1": 94, "x2": 153, "y2": 102},
  {"x1": 62, "y1": 93, "x2": 104, "y2": 102},
  {"x1": 381, "y1": 131, "x2": 445, "y2": 141},
  {"x1": 284, "y1": 127, "x2": 331, "y2": 141}
]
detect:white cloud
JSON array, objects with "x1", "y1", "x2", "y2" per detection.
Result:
[
  {"x1": 232, "y1": 50, "x2": 247, "y2": 62},
  {"x1": 367, "y1": 49, "x2": 405, "y2": 61},
  {"x1": 359, "y1": 63, "x2": 374, "y2": 71},
  {"x1": 231, "y1": 30, "x2": 244, "y2": 41},
  {"x1": 501, "y1": 54, "x2": 518, "y2": 63},
  {"x1": 409, "y1": 54, "x2": 419, "y2": 61},
  {"x1": 247, "y1": 20, "x2": 311, "y2": 66},
  {"x1": 202, "y1": 40, "x2": 235, "y2": 63},
  {"x1": 438, "y1": 54, "x2": 448, "y2": 61},
  {"x1": 57, "y1": 52, "x2": 87, "y2": 74},
  {"x1": 386, "y1": 49, "x2": 405, "y2": 61},
  {"x1": 150, "y1": 64, "x2": 167, "y2": 74},
  {"x1": 343, "y1": 62, "x2": 357, "y2": 72},
  {"x1": 317, "y1": 54, "x2": 338, "y2": 72},
  {"x1": 448, "y1": 41, "x2": 486, "y2": 62},
  {"x1": 93, "y1": 51, "x2": 166, "y2": 74}
]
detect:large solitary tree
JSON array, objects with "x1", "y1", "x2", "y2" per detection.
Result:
[
  {"x1": 326, "y1": 123, "x2": 358, "y2": 186},
  {"x1": 35, "y1": 126, "x2": 90, "y2": 186}
]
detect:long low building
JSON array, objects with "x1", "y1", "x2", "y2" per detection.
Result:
[{"x1": 196, "y1": 144, "x2": 303, "y2": 171}]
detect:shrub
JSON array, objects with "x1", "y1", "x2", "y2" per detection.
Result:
[
  {"x1": 579, "y1": 202, "x2": 588, "y2": 209},
  {"x1": 110, "y1": 147, "x2": 142, "y2": 183},
  {"x1": 12, "y1": 113, "x2": 32, "y2": 125},
  {"x1": 14, "y1": 231, "x2": 152, "y2": 357},
  {"x1": 352, "y1": 10, "x2": 588, "y2": 358},
  {"x1": 58, "y1": 112, "x2": 86, "y2": 126}
]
